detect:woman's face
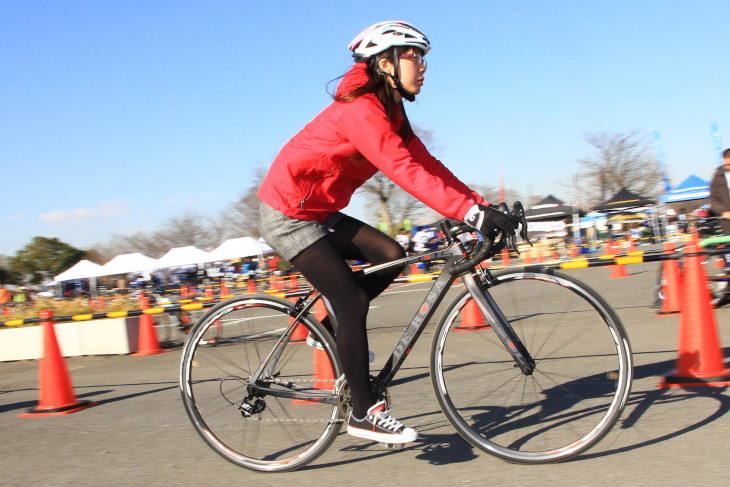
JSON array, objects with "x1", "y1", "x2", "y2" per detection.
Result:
[
  {"x1": 397, "y1": 48, "x2": 427, "y2": 96},
  {"x1": 379, "y1": 48, "x2": 427, "y2": 99}
]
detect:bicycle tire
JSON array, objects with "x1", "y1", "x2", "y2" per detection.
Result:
[
  {"x1": 430, "y1": 266, "x2": 633, "y2": 464},
  {"x1": 180, "y1": 294, "x2": 343, "y2": 472}
]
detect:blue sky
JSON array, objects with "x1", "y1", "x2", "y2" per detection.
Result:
[{"x1": 2, "y1": 1, "x2": 729, "y2": 256}]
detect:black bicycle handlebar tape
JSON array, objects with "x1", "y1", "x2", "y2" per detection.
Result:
[{"x1": 449, "y1": 238, "x2": 494, "y2": 275}]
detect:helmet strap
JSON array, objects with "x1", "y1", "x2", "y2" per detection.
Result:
[
  {"x1": 391, "y1": 47, "x2": 415, "y2": 102},
  {"x1": 371, "y1": 48, "x2": 416, "y2": 103}
]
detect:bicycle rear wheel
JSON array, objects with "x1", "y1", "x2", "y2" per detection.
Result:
[
  {"x1": 430, "y1": 267, "x2": 632, "y2": 463},
  {"x1": 180, "y1": 294, "x2": 343, "y2": 472}
]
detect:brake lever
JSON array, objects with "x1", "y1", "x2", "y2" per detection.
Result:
[
  {"x1": 511, "y1": 201, "x2": 532, "y2": 247},
  {"x1": 501, "y1": 201, "x2": 531, "y2": 256}
]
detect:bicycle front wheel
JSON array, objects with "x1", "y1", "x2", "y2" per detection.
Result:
[
  {"x1": 430, "y1": 267, "x2": 632, "y2": 464},
  {"x1": 180, "y1": 294, "x2": 343, "y2": 472}
]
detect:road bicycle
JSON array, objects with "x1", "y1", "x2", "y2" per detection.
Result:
[{"x1": 179, "y1": 202, "x2": 633, "y2": 472}]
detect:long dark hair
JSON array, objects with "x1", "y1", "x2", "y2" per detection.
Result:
[{"x1": 329, "y1": 47, "x2": 414, "y2": 144}]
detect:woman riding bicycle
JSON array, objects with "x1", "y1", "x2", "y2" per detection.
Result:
[{"x1": 258, "y1": 21, "x2": 514, "y2": 444}]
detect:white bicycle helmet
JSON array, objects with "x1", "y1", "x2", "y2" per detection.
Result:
[{"x1": 349, "y1": 21, "x2": 430, "y2": 59}]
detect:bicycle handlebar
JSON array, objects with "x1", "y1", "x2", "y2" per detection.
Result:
[{"x1": 443, "y1": 201, "x2": 531, "y2": 275}]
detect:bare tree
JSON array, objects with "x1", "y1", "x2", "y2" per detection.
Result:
[
  {"x1": 96, "y1": 213, "x2": 220, "y2": 261},
  {"x1": 217, "y1": 167, "x2": 267, "y2": 240},
  {"x1": 577, "y1": 130, "x2": 663, "y2": 206}
]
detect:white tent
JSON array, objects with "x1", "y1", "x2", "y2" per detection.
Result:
[
  {"x1": 54, "y1": 259, "x2": 104, "y2": 281},
  {"x1": 94, "y1": 253, "x2": 160, "y2": 277},
  {"x1": 156, "y1": 246, "x2": 211, "y2": 269},
  {"x1": 207, "y1": 237, "x2": 273, "y2": 262}
]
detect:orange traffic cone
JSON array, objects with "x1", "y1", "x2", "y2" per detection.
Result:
[
  {"x1": 501, "y1": 248, "x2": 510, "y2": 266},
  {"x1": 627, "y1": 237, "x2": 637, "y2": 253},
  {"x1": 19, "y1": 310, "x2": 97, "y2": 417},
  {"x1": 659, "y1": 239, "x2": 730, "y2": 387},
  {"x1": 288, "y1": 274, "x2": 299, "y2": 291},
  {"x1": 523, "y1": 249, "x2": 533, "y2": 265},
  {"x1": 607, "y1": 241, "x2": 628, "y2": 278},
  {"x1": 220, "y1": 282, "x2": 231, "y2": 299},
  {"x1": 455, "y1": 298, "x2": 490, "y2": 331},
  {"x1": 656, "y1": 242, "x2": 681, "y2": 316},
  {"x1": 288, "y1": 297, "x2": 308, "y2": 343},
  {"x1": 204, "y1": 287, "x2": 214, "y2": 299},
  {"x1": 536, "y1": 248, "x2": 545, "y2": 263},
  {"x1": 180, "y1": 285, "x2": 188, "y2": 298},
  {"x1": 131, "y1": 296, "x2": 167, "y2": 356},
  {"x1": 247, "y1": 277, "x2": 257, "y2": 294},
  {"x1": 293, "y1": 346, "x2": 335, "y2": 404},
  {"x1": 410, "y1": 263, "x2": 420, "y2": 275},
  {"x1": 569, "y1": 245, "x2": 579, "y2": 258}
]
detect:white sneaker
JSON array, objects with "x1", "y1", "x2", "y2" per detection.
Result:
[{"x1": 347, "y1": 400, "x2": 418, "y2": 444}]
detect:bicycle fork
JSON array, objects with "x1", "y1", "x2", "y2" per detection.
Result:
[{"x1": 462, "y1": 272, "x2": 536, "y2": 375}]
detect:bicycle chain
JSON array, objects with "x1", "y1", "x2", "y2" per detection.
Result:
[
  {"x1": 244, "y1": 417, "x2": 345, "y2": 423},
  {"x1": 249, "y1": 375, "x2": 388, "y2": 422}
]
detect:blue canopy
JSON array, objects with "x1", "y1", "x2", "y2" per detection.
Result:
[{"x1": 659, "y1": 175, "x2": 710, "y2": 203}]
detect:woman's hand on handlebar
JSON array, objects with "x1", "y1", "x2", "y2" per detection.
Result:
[
  {"x1": 447, "y1": 201, "x2": 530, "y2": 275},
  {"x1": 464, "y1": 203, "x2": 516, "y2": 241},
  {"x1": 464, "y1": 201, "x2": 531, "y2": 255}
]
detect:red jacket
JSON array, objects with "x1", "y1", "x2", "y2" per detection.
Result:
[{"x1": 258, "y1": 63, "x2": 485, "y2": 224}]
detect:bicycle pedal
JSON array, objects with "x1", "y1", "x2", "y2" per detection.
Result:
[{"x1": 378, "y1": 442, "x2": 405, "y2": 450}]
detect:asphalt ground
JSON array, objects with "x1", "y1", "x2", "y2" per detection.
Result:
[{"x1": 2, "y1": 256, "x2": 730, "y2": 486}]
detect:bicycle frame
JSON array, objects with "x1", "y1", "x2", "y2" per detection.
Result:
[{"x1": 247, "y1": 238, "x2": 535, "y2": 403}]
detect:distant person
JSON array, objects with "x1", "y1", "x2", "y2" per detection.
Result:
[
  {"x1": 13, "y1": 287, "x2": 27, "y2": 304},
  {"x1": 709, "y1": 148, "x2": 730, "y2": 235},
  {"x1": 395, "y1": 230, "x2": 411, "y2": 255},
  {"x1": 257, "y1": 21, "x2": 515, "y2": 444},
  {"x1": 412, "y1": 226, "x2": 432, "y2": 253}
]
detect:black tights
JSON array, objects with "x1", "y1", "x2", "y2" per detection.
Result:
[{"x1": 291, "y1": 215, "x2": 405, "y2": 418}]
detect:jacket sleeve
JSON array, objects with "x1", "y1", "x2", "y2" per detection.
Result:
[
  {"x1": 336, "y1": 97, "x2": 485, "y2": 221},
  {"x1": 710, "y1": 168, "x2": 730, "y2": 213}
]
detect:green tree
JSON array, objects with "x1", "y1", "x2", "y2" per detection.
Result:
[
  {"x1": 0, "y1": 256, "x2": 14, "y2": 285},
  {"x1": 10, "y1": 237, "x2": 86, "y2": 285}
]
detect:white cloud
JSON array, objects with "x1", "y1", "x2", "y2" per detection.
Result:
[
  {"x1": 10, "y1": 213, "x2": 25, "y2": 220},
  {"x1": 40, "y1": 201, "x2": 133, "y2": 227}
]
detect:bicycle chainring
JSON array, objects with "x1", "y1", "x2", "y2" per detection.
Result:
[
  {"x1": 335, "y1": 375, "x2": 392, "y2": 417},
  {"x1": 335, "y1": 375, "x2": 351, "y2": 417}
]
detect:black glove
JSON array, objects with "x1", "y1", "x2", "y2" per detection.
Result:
[{"x1": 464, "y1": 203, "x2": 516, "y2": 240}]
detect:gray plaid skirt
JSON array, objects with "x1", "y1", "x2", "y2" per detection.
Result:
[{"x1": 258, "y1": 201, "x2": 343, "y2": 261}]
